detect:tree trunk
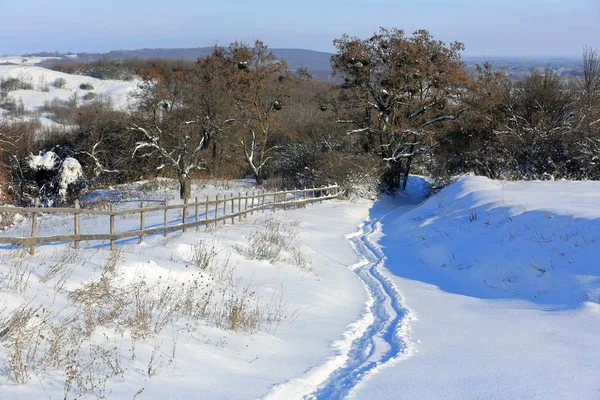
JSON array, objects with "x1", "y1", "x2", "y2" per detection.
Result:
[
  {"x1": 179, "y1": 174, "x2": 191, "y2": 199},
  {"x1": 254, "y1": 169, "x2": 263, "y2": 186},
  {"x1": 382, "y1": 159, "x2": 403, "y2": 192},
  {"x1": 402, "y1": 156, "x2": 414, "y2": 191},
  {"x1": 401, "y1": 144, "x2": 416, "y2": 191}
]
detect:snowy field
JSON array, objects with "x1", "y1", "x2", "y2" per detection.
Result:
[
  {"x1": 0, "y1": 64, "x2": 138, "y2": 127},
  {"x1": 1, "y1": 176, "x2": 599, "y2": 399}
]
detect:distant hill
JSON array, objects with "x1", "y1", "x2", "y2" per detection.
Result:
[
  {"x1": 28, "y1": 47, "x2": 336, "y2": 81},
  {"x1": 24, "y1": 48, "x2": 583, "y2": 81}
]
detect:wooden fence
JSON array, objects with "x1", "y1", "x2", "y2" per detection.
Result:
[{"x1": 0, "y1": 185, "x2": 339, "y2": 255}]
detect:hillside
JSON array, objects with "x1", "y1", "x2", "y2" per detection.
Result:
[{"x1": 1, "y1": 176, "x2": 598, "y2": 399}]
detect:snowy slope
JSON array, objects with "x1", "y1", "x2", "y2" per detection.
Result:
[
  {"x1": 0, "y1": 64, "x2": 138, "y2": 114},
  {"x1": 348, "y1": 176, "x2": 600, "y2": 399},
  {"x1": 1, "y1": 176, "x2": 599, "y2": 399},
  {"x1": 0, "y1": 181, "x2": 371, "y2": 399}
]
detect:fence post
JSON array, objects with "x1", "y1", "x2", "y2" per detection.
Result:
[
  {"x1": 195, "y1": 196, "x2": 199, "y2": 231},
  {"x1": 215, "y1": 194, "x2": 219, "y2": 228},
  {"x1": 273, "y1": 192, "x2": 276, "y2": 213},
  {"x1": 183, "y1": 197, "x2": 188, "y2": 233},
  {"x1": 163, "y1": 199, "x2": 168, "y2": 237},
  {"x1": 74, "y1": 200, "x2": 80, "y2": 249},
  {"x1": 230, "y1": 193, "x2": 235, "y2": 224},
  {"x1": 244, "y1": 191, "x2": 249, "y2": 219},
  {"x1": 303, "y1": 188, "x2": 307, "y2": 208},
  {"x1": 262, "y1": 190, "x2": 266, "y2": 213},
  {"x1": 238, "y1": 192, "x2": 242, "y2": 222},
  {"x1": 110, "y1": 204, "x2": 115, "y2": 250},
  {"x1": 223, "y1": 194, "x2": 227, "y2": 225},
  {"x1": 205, "y1": 196, "x2": 209, "y2": 230},
  {"x1": 30, "y1": 198, "x2": 39, "y2": 255},
  {"x1": 139, "y1": 201, "x2": 145, "y2": 244},
  {"x1": 293, "y1": 189, "x2": 297, "y2": 210}
]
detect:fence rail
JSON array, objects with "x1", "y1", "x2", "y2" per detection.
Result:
[{"x1": 0, "y1": 185, "x2": 339, "y2": 254}]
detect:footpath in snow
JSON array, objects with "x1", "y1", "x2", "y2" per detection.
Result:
[
  {"x1": 1, "y1": 176, "x2": 600, "y2": 399},
  {"x1": 347, "y1": 176, "x2": 600, "y2": 400}
]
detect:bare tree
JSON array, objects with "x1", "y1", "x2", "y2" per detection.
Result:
[
  {"x1": 131, "y1": 56, "x2": 236, "y2": 198},
  {"x1": 229, "y1": 41, "x2": 302, "y2": 185}
]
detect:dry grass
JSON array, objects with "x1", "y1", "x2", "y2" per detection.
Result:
[
  {"x1": 189, "y1": 240, "x2": 219, "y2": 270},
  {"x1": 234, "y1": 216, "x2": 301, "y2": 263},
  {"x1": 0, "y1": 223, "x2": 291, "y2": 390}
]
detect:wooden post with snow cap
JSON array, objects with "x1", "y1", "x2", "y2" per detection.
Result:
[
  {"x1": 74, "y1": 200, "x2": 80, "y2": 249},
  {"x1": 303, "y1": 188, "x2": 307, "y2": 208},
  {"x1": 262, "y1": 190, "x2": 266, "y2": 213},
  {"x1": 163, "y1": 199, "x2": 168, "y2": 237},
  {"x1": 30, "y1": 198, "x2": 39, "y2": 255},
  {"x1": 245, "y1": 191, "x2": 249, "y2": 218},
  {"x1": 139, "y1": 201, "x2": 145, "y2": 243},
  {"x1": 195, "y1": 196, "x2": 199, "y2": 231},
  {"x1": 182, "y1": 197, "x2": 188, "y2": 233},
  {"x1": 110, "y1": 204, "x2": 115, "y2": 250}
]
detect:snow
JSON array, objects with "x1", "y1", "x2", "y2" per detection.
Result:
[
  {"x1": 0, "y1": 56, "x2": 61, "y2": 66},
  {"x1": 1, "y1": 175, "x2": 599, "y2": 399},
  {"x1": 0, "y1": 65, "x2": 138, "y2": 114},
  {"x1": 58, "y1": 157, "x2": 84, "y2": 200},
  {"x1": 348, "y1": 175, "x2": 600, "y2": 399},
  {"x1": 27, "y1": 151, "x2": 58, "y2": 170},
  {"x1": 0, "y1": 181, "x2": 371, "y2": 399}
]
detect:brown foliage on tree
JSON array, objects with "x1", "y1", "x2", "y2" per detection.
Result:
[
  {"x1": 330, "y1": 28, "x2": 468, "y2": 190},
  {"x1": 229, "y1": 40, "x2": 308, "y2": 185}
]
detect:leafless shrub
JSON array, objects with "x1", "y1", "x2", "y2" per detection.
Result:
[
  {"x1": 234, "y1": 216, "x2": 301, "y2": 263},
  {"x1": 1, "y1": 249, "x2": 34, "y2": 294},
  {"x1": 41, "y1": 247, "x2": 79, "y2": 283},
  {"x1": 0, "y1": 303, "x2": 44, "y2": 383},
  {"x1": 189, "y1": 240, "x2": 218, "y2": 270},
  {"x1": 214, "y1": 284, "x2": 261, "y2": 332},
  {"x1": 288, "y1": 247, "x2": 312, "y2": 271},
  {"x1": 53, "y1": 77, "x2": 67, "y2": 89}
]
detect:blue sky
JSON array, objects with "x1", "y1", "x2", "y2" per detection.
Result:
[{"x1": 1, "y1": 0, "x2": 598, "y2": 56}]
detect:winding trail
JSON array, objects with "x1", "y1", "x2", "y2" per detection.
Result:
[{"x1": 263, "y1": 199, "x2": 417, "y2": 400}]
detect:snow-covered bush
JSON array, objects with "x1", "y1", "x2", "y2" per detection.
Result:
[
  {"x1": 23, "y1": 151, "x2": 85, "y2": 205},
  {"x1": 53, "y1": 77, "x2": 67, "y2": 89},
  {"x1": 0, "y1": 77, "x2": 33, "y2": 91},
  {"x1": 234, "y1": 216, "x2": 301, "y2": 263}
]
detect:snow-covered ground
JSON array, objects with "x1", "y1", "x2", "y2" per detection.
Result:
[
  {"x1": 349, "y1": 176, "x2": 600, "y2": 400},
  {"x1": 1, "y1": 175, "x2": 599, "y2": 399},
  {"x1": 0, "y1": 56, "x2": 62, "y2": 66},
  {"x1": 0, "y1": 180, "x2": 371, "y2": 399},
  {"x1": 0, "y1": 64, "x2": 138, "y2": 126}
]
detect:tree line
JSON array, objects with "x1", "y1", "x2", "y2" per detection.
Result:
[{"x1": 1, "y1": 28, "x2": 599, "y2": 206}]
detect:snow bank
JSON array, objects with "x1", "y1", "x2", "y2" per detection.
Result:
[{"x1": 350, "y1": 175, "x2": 600, "y2": 399}]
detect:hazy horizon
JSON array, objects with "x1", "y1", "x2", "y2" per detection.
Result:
[{"x1": 1, "y1": 0, "x2": 598, "y2": 57}]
